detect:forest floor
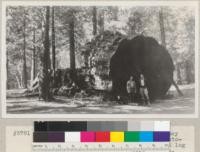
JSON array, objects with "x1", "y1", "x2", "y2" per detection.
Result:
[{"x1": 6, "y1": 84, "x2": 195, "y2": 114}]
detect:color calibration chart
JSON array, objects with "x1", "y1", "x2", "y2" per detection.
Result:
[{"x1": 32, "y1": 121, "x2": 170, "y2": 152}]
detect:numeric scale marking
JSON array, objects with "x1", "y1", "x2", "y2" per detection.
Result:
[
  {"x1": 32, "y1": 121, "x2": 170, "y2": 152},
  {"x1": 32, "y1": 143, "x2": 170, "y2": 152}
]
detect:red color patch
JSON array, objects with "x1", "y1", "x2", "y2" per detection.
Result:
[{"x1": 95, "y1": 132, "x2": 110, "y2": 142}]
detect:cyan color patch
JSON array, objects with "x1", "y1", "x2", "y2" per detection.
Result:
[{"x1": 139, "y1": 131, "x2": 153, "y2": 142}]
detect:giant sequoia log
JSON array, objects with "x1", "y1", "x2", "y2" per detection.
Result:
[{"x1": 110, "y1": 35, "x2": 174, "y2": 100}]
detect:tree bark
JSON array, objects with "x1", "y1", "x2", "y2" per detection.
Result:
[
  {"x1": 185, "y1": 60, "x2": 192, "y2": 84},
  {"x1": 98, "y1": 11, "x2": 104, "y2": 34},
  {"x1": 159, "y1": 9, "x2": 183, "y2": 96},
  {"x1": 41, "y1": 6, "x2": 51, "y2": 101},
  {"x1": 15, "y1": 74, "x2": 22, "y2": 89},
  {"x1": 19, "y1": 69, "x2": 23, "y2": 88},
  {"x1": 92, "y1": 6, "x2": 97, "y2": 36},
  {"x1": 112, "y1": 7, "x2": 118, "y2": 21},
  {"x1": 31, "y1": 29, "x2": 36, "y2": 83},
  {"x1": 69, "y1": 10, "x2": 76, "y2": 75},
  {"x1": 6, "y1": 50, "x2": 9, "y2": 89},
  {"x1": 51, "y1": 6, "x2": 56, "y2": 83},
  {"x1": 159, "y1": 9, "x2": 166, "y2": 47},
  {"x1": 23, "y1": 12, "x2": 28, "y2": 88},
  {"x1": 176, "y1": 62, "x2": 182, "y2": 84},
  {"x1": 172, "y1": 80, "x2": 183, "y2": 96}
]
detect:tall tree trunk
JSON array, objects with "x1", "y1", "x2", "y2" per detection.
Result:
[
  {"x1": 6, "y1": 50, "x2": 9, "y2": 89},
  {"x1": 15, "y1": 74, "x2": 22, "y2": 89},
  {"x1": 23, "y1": 13, "x2": 28, "y2": 88},
  {"x1": 92, "y1": 6, "x2": 97, "y2": 36},
  {"x1": 42, "y1": 6, "x2": 51, "y2": 101},
  {"x1": 159, "y1": 9, "x2": 183, "y2": 96},
  {"x1": 159, "y1": 9, "x2": 166, "y2": 47},
  {"x1": 19, "y1": 70, "x2": 23, "y2": 88},
  {"x1": 69, "y1": 10, "x2": 76, "y2": 77},
  {"x1": 98, "y1": 11, "x2": 104, "y2": 34},
  {"x1": 176, "y1": 62, "x2": 182, "y2": 84},
  {"x1": 51, "y1": 6, "x2": 56, "y2": 84},
  {"x1": 185, "y1": 60, "x2": 192, "y2": 84},
  {"x1": 112, "y1": 6, "x2": 118, "y2": 21},
  {"x1": 31, "y1": 29, "x2": 36, "y2": 83}
]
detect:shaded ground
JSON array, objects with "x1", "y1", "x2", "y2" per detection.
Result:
[{"x1": 6, "y1": 84, "x2": 195, "y2": 114}]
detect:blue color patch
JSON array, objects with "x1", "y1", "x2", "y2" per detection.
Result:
[{"x1": 139, "y1": 131, "x2": 153, "y2": 142}]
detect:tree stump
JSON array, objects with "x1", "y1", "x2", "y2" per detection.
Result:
[{"x1": 110, "y1": 35, "x2": 175, "y2": 100}]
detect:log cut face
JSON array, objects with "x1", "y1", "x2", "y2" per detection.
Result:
[{"x1": 110, "y1": 36, "x2": 174, "y2": 100}]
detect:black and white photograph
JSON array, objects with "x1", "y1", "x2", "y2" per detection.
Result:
[{"x1": 1, "y1": 1, "x2": 198, "y2": 117}]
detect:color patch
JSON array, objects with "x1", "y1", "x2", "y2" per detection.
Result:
[
  {"x1": 34, "y1": 122, "x2": 48, "y2": 131},
  {"x1": 139, "y1": 132, "x2": 153, "y2": 142},
  {"x1": 65, "y1": 132, "x2": 80, "y2": 142},
  {"x1": 141, "y1": 121, "x2": 154, "y2": 131},
  {"x1": 33, "y1": 132, "x2": 48, "y2": 142},
  {"x1": 48, "y1": 132, "x2": 65, "y2": 142},
  {"x1": 34, "y1": 121, "x2": 88, "y2": 131},
  {"x1": 110, "y1": 132, "x2": 124, "y2": 142},
  {"x1": 87, "y1": 122, "x2": 102, "y2": 131},
  {"x1": 154, "y1": 121, "x2": 170, "y2": 131},
  {"x1": 81, "y1": 132, "x2": 95, "y2": 142},
  {"x1": 154, "y1": 132, "x2": 170, "y2": 142},
  {"x1": 100, "y1": 122, "x2": 115, "y2": 131},
  {"x1": 124, "y1": 131, "x2": 140, "y2": 142},
  {"x1": 95, "y1": 132, "x2": 110, "y2": 142},
  {"x1": 128, "y1": 121, "x2": 141, "y2": 131},
  {"x1": 68, "y1": 122, "x2": 87, "y2": 131},
  {"x1": 100, "y1": 122, "x2": 127, "y2": 131},
  {"x1": 47, "y1": 122, "x2": 68, "y2": 131},
  {"x1": 112, "y1": 122, "x2": 128, "y2": 131}
]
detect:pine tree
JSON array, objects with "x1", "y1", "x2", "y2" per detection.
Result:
[
  {"x1": 41, "y1": 6, "x2": 51, "y2": 101},
  {"x1": 51, "y1": 6, "x2": 56, "y2": 82},
  {"x1": 92, "y1": 6, "x2": 97, "y2": 35},
  {"x1": 69, "y1": 9, "x2": 76, "y2": 78},
  {"x1": 22, "y1": 10, "x2": 28, "y2": 88},
  {"x1": 31, "y1": 28, "x2": 36, "y2": 83},
  {"x1": 159, "y1": 9, "x2": 166, "y2": 47}
]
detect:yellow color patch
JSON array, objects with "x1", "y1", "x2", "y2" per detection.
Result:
[{"x1": 110, "y1": 132, "x2": 124, "y2": 142}]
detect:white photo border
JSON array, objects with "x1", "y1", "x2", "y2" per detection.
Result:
[{"x1": 1, "y1": 0, "x2": 199, "y2": 118}]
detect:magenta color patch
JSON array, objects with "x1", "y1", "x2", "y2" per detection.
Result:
[{"x1": 81, "y1": 131, "x2": 95, "y2": 142}]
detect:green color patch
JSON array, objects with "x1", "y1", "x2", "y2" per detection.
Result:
[{"x1": 124, "y1": 131, "x2": 140, "y2": 142}]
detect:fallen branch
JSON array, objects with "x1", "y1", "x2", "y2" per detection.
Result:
[{"x1": 172, "y1": 80, "x2": 184, "y2": 96}]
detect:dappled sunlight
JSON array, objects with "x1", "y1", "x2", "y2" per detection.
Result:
[{"x1": 7, "y1": 86, "x2": 195, "y2": 114}]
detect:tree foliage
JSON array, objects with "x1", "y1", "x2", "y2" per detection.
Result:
[{"x1": 6, "y1": 6, "x2": 195, "y2": 89}]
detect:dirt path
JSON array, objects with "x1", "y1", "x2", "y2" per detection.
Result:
[{"x1": 6, "y1": 84, "x2": 195, "y2": 114}]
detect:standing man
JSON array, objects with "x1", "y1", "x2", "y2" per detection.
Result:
[
  {"x1": 139, "y1": 74, "x2": 151, "y2": 106},
  {"x1": 126, "y1": 76, "x2": 136, "y2": 103}
]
